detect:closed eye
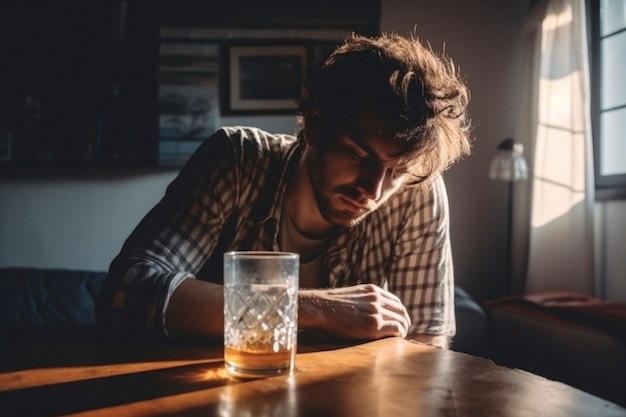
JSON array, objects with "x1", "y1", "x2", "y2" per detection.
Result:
[
  {"x1": 350, "y1": 150, "x2": 369, "y2": 161},
  {"x1": 342, "y1": 142, "x2": 370, "y2": 161}
]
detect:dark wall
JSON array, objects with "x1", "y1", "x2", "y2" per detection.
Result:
[
  {"x1": 0, "y1": 1, "x2": 159, "y2": 167},
  {"x1": 0, "y1": 1, "x2": 380, "y2": 169}
]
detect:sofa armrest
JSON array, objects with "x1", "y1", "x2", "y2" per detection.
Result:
[
  {"x1": 452, "y1": 286, "x2": 489, "y2": 355},
  {"x1": 483, "y1": 291, "x2": 626, "y2": 407},
  {"x1": 0, "y1": 268, "x2": 106, "y2": 328}
]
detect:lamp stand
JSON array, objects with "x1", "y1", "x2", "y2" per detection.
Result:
[{"x1": 505, "y1": 180, "x2": 514, "y2": 295}]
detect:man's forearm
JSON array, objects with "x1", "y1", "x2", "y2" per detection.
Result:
[
  {"x1": 164, "y1": 278, "x2": 225, "y2": 338},
  {"x1": 164, "y1": 281, "x2": 448, "y2": 347}
]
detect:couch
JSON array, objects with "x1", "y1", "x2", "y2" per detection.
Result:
[
  {"x1": 483, "y1": 291, "x2": 626, "y2": 408},
  {"x1": 0, "y1": 268, "x2": 106, "y2": 348},
  {"x1": 0, "y1": 267, "x2": 488, "y2": 353}
]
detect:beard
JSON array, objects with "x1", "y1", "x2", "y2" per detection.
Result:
[
  {"x1": 314, "y1": 186, "x2": 369, "y2": 229},
  {"x1": 306, "y1": 151, "x2": 372, "y2": 229}
]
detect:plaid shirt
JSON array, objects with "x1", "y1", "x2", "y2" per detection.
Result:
[{"x1": 97, "y1": 126, "x2": 455, "y2": 338}]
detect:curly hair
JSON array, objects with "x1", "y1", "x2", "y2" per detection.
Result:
[{"x1": 297, "y1": 33, "x2": 472, "y2": 185}]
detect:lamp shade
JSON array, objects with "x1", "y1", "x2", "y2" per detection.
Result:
[{"x1": 489, "y1": 138, "x2": 528, "y2": 182}]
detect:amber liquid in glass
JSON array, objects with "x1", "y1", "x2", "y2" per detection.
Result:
[{"x1": 225, "y1": 345, "x2": 293, "y2": 376}]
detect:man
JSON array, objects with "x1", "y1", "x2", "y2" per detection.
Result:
[{"x1": 96, "y1": 33, "x2": 472, "y2": 348}]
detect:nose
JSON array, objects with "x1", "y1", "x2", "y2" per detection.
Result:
[{"x1": 356, "y1": 163, "x2": 386, "y2": 201}]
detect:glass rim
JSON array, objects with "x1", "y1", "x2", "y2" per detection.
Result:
[{"x1": 224, "y1": 251, "x2": 299, "y2": 260}]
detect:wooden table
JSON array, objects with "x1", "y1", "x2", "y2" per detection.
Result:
[{"x1": 1, "y1": 333, "x2": 625, "y2": 417}]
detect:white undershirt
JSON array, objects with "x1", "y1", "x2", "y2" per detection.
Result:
[{"x1": 279, "y1": 210, "x2": 327, "y2": 288}]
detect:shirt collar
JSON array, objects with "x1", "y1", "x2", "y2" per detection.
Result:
[{"x1": 251, "y1": 137, "x2": 305, "y2": 224}]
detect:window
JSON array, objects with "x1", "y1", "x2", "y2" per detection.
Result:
[{"x1": 590, "y1": 0, "x2": 626, "y2": 199}]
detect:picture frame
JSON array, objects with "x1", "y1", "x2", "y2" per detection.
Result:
[
  {"x1": 221, "y1": 44, "x2": 307, "y2": 115},
  {"x1": 0, "y1": 131, "x2": 12, "y2": 162},
  {"x1": 158, "y1": 42, "x2": 219, "y2": 166}
]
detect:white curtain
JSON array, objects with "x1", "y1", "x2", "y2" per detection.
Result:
[{"x1": 515, "y1": 0, "x2": 596, "y2": 295}]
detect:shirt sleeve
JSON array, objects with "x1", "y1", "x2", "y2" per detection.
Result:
[
  {"x1": 388, "y1": 176, "x2": 456, "y2": 337},
  {"x1": 96, "y1": 129, "x2": 241, "y2": 339}
]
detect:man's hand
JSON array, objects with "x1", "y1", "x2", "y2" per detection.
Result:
[{"x1": 298, "y1": 284, "x2": 411, "y2": 340}]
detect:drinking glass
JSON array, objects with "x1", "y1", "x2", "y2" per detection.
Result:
[{"x1": 223, "y1": 251, "x2": 299, "y2": 377}]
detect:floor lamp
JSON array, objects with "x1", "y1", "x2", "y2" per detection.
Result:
[{"x1": 489, "y1": 138, "x2": 528, "y2": 295}]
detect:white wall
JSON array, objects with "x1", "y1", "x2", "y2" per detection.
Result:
[
  {"x1": 381, "y1": 0, "x2": 531, "y2": 299},
  {"x1": 0, "y1": 172, "x2": 175, "y2": 271},
  {"x1": 595, "y1": 201, "x2": 626, "y2": 302},
  {"x1": 0, "y1": 115, "x2": 296, "y2": 271}
]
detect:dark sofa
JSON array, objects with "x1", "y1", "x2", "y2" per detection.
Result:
[
  {"x1": 0, "y1": 267, "x2": 488, "y2": 354},
  {"x1": 0, "y1": 268, "x2": 105, "y2": 328},
  {"x1": 483, "y1": 292, "x2": 626, "y2": 408}
]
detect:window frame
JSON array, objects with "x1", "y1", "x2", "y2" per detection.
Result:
[{"x1": 589, "y1": 0, "x2": 626, "y2": 200}]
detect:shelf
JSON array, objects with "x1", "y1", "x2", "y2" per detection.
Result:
[{"x1": 0, "y1": 161, "x2": 180, "y2": 180}]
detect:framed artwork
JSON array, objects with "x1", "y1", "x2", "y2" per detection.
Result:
[
  {"x1": 221, "y1": 44, "x2": 307, "y2": 115},
  {"x1": 0, "y1": 131, "x2": 12, "y2": 161},
  {"x1": 158, "y1": 42, "x2": 219, "y2": 166}
]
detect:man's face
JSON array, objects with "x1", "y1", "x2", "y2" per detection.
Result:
[{"x1": 306, "y1": 113, "x2": 411, "y2": 229}]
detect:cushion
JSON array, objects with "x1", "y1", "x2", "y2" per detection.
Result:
[
  {"x1": 0, "y1": 268, "x2": 106, "y2": 328},
  {"x1": 485, "y1": 291, "x2": 626, "y2": 346},
  {"x1": 452, "y1": 286, "x2": 489, "y2": 355},
  {"x1": 483, "y1": 291, "x2": 626, "y2": 407}
]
